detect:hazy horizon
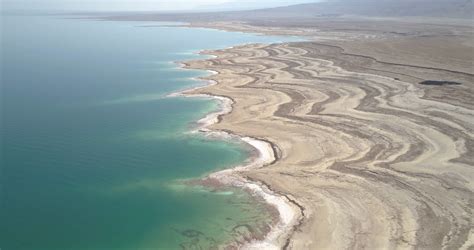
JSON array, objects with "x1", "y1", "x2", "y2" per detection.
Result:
[{"x1": 2, "y1": 0, "x2": 321, "y2": 12}]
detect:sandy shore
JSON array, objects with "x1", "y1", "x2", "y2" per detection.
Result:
[
  {"x1": 156, "y1": 16, "x2": 474, "y2": 249},
  {"x1": 180, "y1": 32, "x2": 473, "y2": 249}
]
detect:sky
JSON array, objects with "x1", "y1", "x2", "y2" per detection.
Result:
[{"x1": 2, "y1": 0, "x2": 320, "y2": 12}]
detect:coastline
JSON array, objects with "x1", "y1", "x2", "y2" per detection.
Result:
[
  {"x1": 168, "y1": 58, "x2": 301, "y2": 249},
  {"x1": 62, "y1": 13, "x2": 474, "y2": 249},
  {"x1": 95, "y1": 15, "x2": 474, "y2": 249},
  {"x1": 170, "y1": 40, "x2": 473, "y2": 249}
]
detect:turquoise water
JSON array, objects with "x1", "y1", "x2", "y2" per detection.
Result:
[{"x1": 1, "y1": 14, "x2": 298, "y2": 249}]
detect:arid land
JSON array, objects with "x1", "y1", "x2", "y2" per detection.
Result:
[
  {"x1": 182, "y1": 18, "x2": 474, "y2": 249},
  {"x1": 104, "y1": 11, "x2": 474, "y2": 249}
]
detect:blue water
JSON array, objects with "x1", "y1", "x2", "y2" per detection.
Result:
[{"x1": 1, "y1": 14, "x2": 298, "y2": 249}]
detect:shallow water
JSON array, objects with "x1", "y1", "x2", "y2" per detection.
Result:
[{"x1": 1, "y1": 14, "x2": 298, "y2": 249}]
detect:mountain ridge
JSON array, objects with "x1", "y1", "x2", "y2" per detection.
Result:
[{"x1": 101, "y1": 0, "x2": 474, "y2": 22}]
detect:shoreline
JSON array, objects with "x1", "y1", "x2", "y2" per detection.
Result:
[
  {"x1": 168, "y1": 58, "x2": 301, "y2": 249},
  {"x1": 162, "y1": 20, "x2": 474, "y2": 249},
  {"x1": 179, "y1": 40, "x2": 474, "y2": 249}
]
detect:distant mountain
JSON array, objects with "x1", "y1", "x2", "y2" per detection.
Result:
[{"x1": 103, "y1": 0, "x2": 474, "y2": 22}]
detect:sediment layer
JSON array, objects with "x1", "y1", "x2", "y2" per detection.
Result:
[{"x1": 184, "y1": 42, "x2": 474, "y2": 249}]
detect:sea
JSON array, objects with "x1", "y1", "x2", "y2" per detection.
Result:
[{"x1": 1, "y1": 13, "x2": 298, "y2": 249}]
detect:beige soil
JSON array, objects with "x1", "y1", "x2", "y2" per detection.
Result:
[{"x1": 181, "y1": 19, "x2": 474, "y2": 249}]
